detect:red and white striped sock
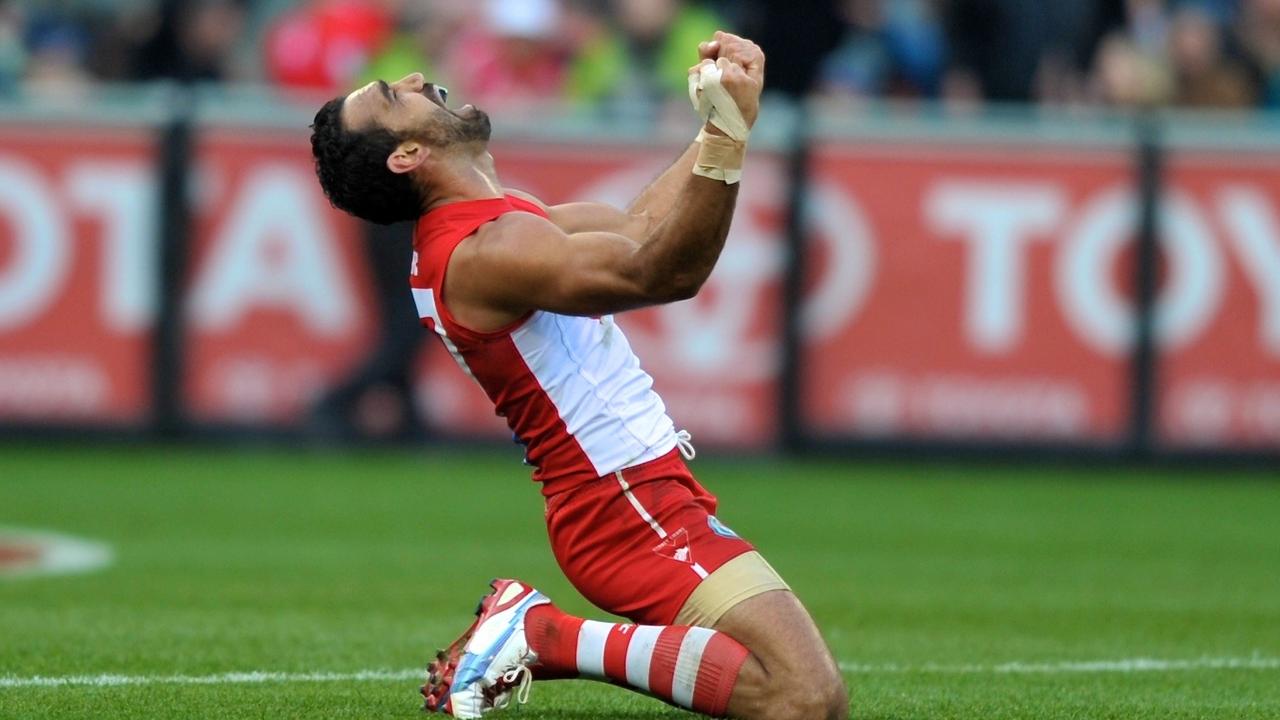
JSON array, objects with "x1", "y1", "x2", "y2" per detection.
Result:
[{"x1": 525, "y1": 604, "x2": 749, "y2": 717}]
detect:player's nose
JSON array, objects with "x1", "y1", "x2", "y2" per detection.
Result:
[{"x1": 393, "y1": 72, "x2": 426, "y2": 92}]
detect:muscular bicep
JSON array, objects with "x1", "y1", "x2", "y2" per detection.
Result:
[
  {"x1": 546, "y1": 202, "x2": 653, "y2": 241},
  {"x1": 446, "y1": 213, "x2": 669, "y2": 325},
  {"x1": 506, "y1": 189, "x2": 652, "y2": 241},
  {"x1": 513, "y1": 229, "x2": 654, "y2": 315}
]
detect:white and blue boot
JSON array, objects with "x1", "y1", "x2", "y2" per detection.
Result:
[{"x1": 422, "y1": 579, "x2": 550, "y2": 717}]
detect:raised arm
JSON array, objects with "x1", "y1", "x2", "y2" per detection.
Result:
[
  {"x1": 627, "y1": 32, "x2": 764, "y2": 217},
  {"x1": 445, "y1": 34, "x2": 765, "y2": 331},
  {"x1": 512, "y1": 32, "x2": 765, "y2": 241},
  {"x1": 448, "y1": 179, "x2": 737, "y2": 326}
]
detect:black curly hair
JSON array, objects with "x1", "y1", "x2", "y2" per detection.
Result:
[{"x1": 310, "y1": 97, "x2": 424, "y2": 225}]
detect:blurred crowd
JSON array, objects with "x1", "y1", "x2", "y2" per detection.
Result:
[{"x1": 6, "y1": 0, "x2": 1280, "y2": 111}]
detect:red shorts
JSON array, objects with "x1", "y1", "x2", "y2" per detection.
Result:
[{"x1": 544, "y1": 449, "x2": 755, "y2": 625}]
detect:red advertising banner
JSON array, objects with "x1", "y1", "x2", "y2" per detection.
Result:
[
  {"x1": 184, "y1": 130, "x2": 376, "y2": 424},
  {"x1": 413, "y1": 142, "x2": 788, "y2": 447},
  {"x1": 803, "y1": 144, "x2": 1136, "y2": 443},
  {"x1": 0, "y1": 126, "x2": 157, "y2": 425},
  {"x1": 1157, "y1": 154, "x2": 1280, "y2": 449},
  {"x1": 8, "y1": 121, "x2": 1270, "y2": 451}
]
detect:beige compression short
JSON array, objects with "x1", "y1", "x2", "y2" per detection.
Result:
[{"x1": 674, "y1": 550, "x2": 792, "y2": 627}]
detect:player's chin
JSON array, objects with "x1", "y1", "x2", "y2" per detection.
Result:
[{"x1": 460, "y1": 107, "x2": 492, "y2": 139}]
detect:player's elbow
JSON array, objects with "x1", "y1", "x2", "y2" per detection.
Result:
[
  {"x1": 666, "y1": 272, "x2": 706, "y2": 301},
  {"x1": 643, "y1": 272, "x2": 704, "y2": 303},
  {"x1": 625, "y1": 249, "x2": 708, "y2": 303}
]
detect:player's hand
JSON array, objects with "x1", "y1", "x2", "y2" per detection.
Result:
[
  {"x1": 689, "y1": 58, "x2": 761, "y2": 135},
  {"x1": 692, "y1": 31, "x2": 764, "y2": 135},
  {"x1": 702, "y1": 31, "x2": 765, "y2": 87}
]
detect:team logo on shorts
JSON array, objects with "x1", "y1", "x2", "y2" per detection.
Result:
[
  {"x1": 653, "y1": 527, "x2": 695, "y2": 566},
  {"x1": 707, "y1": 516, "x2": 740, "y2": 539}
]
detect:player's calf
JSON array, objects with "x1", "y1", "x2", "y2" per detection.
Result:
[{"x1": 524, "y1": 603, "x2": 751, "y2": 716}]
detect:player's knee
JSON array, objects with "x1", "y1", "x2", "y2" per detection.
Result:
[
  {"x1": 818, "y1": 672, "x2": 850, "y2": 720},
  {"x1": 808, "y1": 661, "x2": 848, "y2": 720},
  {"x1": 768, "y1": 662, "x2": 847, "y2": 720},
  {"x1": 770, "y1": 686, "x2": 846, "y2": 720}
]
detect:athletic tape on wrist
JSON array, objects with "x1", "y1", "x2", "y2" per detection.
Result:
[
  {"x1": 693, "y1": 128, "x2": 745, "y2": 184},
  {"x1": 689, "y1": 60, "x2": 749, "y2": 183}
]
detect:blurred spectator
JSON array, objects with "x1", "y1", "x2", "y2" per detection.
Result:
[
  {"x1": 359, "y1": 0, "x2": 472, "y2": 89},
  {"x1": 5, "y1": 0, "x2": 1280, "y2": 114},
  {"x1": 818, "y1": 0, "x2": 946, "y2": 100},
  {"x1": 1092, "y1": 32, "x2": 1172, "y2": 105},
  {"x1": 181, "y1": 0, "x2": 250, "y2": 81},
  {"x1": 1236, "y1": 0, "x2": 1280, "y2": 107},
  {"x1": 0, "y1": 1, "x2": 24, "y2": 96},
  {"x1": 944, "y1": 0, "x2": 1102, "y2": 104},
  {"x1": 21, "y1": 10, "x2": 93, "y2": 99},
  {"x1": 264, "y1": 0, "x2": 393, "y2": 93},
  {"x1": 1197, "y1": 0, "x2": 1241, "y2": 25},
  {"x1": 565, "y1": 0, "x2": 723, "y2": 112},
  {"x1": 1168, "y1": 3, "x2": 1255, "y2": 107},
  {"x1": 131, "y1": 0, "x2": 248, "y2": 82},
  {"x1": 740, "y1": 0, "x2": 843, "y2": 98},
  {"x1": 443, "y1": 0, "x2": 568, "y2": 112},
  {"x1": 1125, "y1": 0, "x2": 1172, "y2": 56}
]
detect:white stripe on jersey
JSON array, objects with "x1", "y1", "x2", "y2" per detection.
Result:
[{"x1": 411, "y1": 288, "x2": 475, "y2": 380}]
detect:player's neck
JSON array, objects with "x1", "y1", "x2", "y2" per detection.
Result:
[{"x1": 422, "y1": 148, "x2": 503, "y2": 211}]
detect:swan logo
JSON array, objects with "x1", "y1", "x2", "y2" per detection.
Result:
[{"x1": 653, "y1": 527, "x2": 695, "y2": 566}]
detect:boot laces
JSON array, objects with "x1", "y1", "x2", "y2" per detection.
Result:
[{"x1": 493, "y1": 664, "x2": 533, "y2": 709}]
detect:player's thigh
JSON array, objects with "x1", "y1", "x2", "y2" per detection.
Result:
[
  {"x1": 546, "y1": 461, "x2": 758, "y2": 624},
  {"x1": 713, "y1": 589, "x2": 846, "y2": 712}
]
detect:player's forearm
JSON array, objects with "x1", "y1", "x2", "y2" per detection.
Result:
[
  {"x1": 619, "y1": 32, "x2": 763, "y2": 302},
  {"x1": 542, "y1": 143, "x2": 699, "y2": 239},
  {"x1": 631, "y1": 173, "x2": 739, "y2": 301},
  {"x1": 625, "y1": 142, "x2": 700, "y2": 221}
]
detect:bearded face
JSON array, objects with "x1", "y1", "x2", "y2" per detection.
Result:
[
  {"x1": 340, "y1": 74, "x2": 491, "y2": 153},
  {"x1": 416, "y1": 102, "x2": 492, "y2": 149}
]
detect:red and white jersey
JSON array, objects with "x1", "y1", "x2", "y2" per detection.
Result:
[{"x1": 409, "y1": 195, "x2": 678, "y2": 496}]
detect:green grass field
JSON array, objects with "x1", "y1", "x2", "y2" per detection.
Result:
[{"x1": 1, "y1": 445, "x2": 1277, "y2": 719}]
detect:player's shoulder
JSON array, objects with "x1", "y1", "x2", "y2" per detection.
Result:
[
  {"x1": 482, "y1": 207, "x2": 559, "y2": 242},
  {"x1": 455, "y1": 209, "x2": 561, "y2": 270},
  {"x1": 504, "y1": 188, "x2": 550, "y2": 212}
]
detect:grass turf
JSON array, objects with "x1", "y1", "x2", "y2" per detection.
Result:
[{"x1": 0, "y1": 445, "x2": 1277, "y2": 719}]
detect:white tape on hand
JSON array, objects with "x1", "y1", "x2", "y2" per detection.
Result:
[{"x1": 687, "y1": 59, "x2": 750, "y2": 142}]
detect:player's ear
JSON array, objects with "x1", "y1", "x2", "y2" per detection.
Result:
[{"x1": 387, "y1": 141, "x2": 429, "y2": 174}]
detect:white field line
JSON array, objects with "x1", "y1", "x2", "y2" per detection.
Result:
[
  {"x1": 1, "y1": 656, "x2": 1277, "y2": 689},
  {"x1": 0, "y1": 669, "x2": 424, "y2": 689},
  {"x1": 837, "y1": 655, "x2": 1280, "y2": 675}
]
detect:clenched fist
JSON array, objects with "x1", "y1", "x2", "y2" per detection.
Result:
[{"x1": 691, "y1": 31, "x2": 766, "y2": 133}]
